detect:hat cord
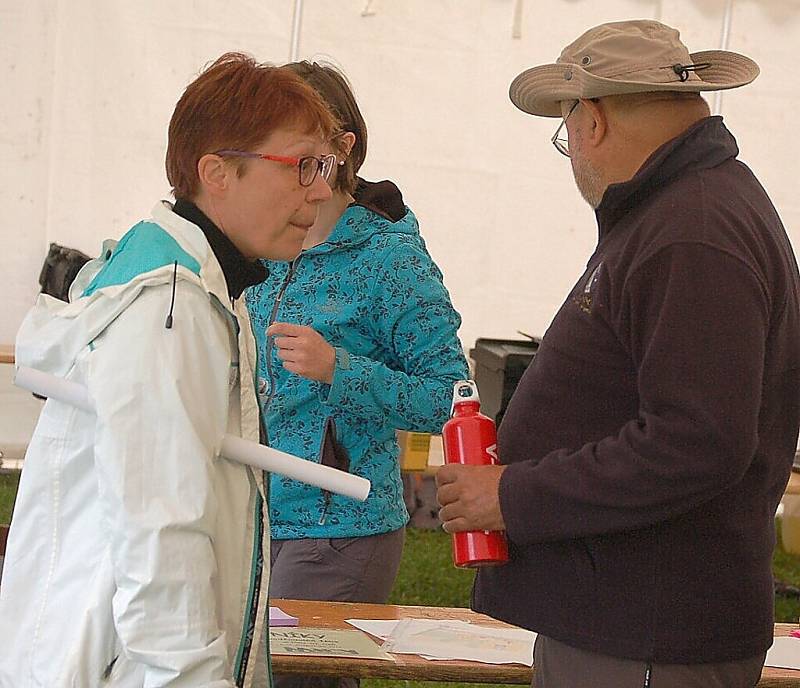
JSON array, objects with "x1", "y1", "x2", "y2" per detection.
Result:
[{"x1": 672, "y1": 62, "x2": 711, "y2": 82}]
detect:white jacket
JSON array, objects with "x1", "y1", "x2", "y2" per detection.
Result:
[{"x1": 0, "y1": 202, "x2": 270, "y2": 688}]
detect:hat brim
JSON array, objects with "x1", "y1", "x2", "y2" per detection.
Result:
[{"x1": 509, "y1": 49, "x2": 760, "y2": 117}]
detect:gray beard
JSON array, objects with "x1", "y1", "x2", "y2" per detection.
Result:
[
  {"x1": 569, "y1": 131, "x2": 605, "y2": 209},
  {"x1": 572, "y1": 155, "x2": 605, "y2": 209}
]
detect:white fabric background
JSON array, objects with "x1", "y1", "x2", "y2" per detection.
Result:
[{"x1": 2, "y1": 0, "x2": 799, "y2": 355}]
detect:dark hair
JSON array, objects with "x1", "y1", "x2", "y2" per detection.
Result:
[
  {"x1": 166, "y1": 52, "x2": 339, "y2": 200},
  {"x1": 283, "y1": 61, "x2": 367, "y2": 195}
]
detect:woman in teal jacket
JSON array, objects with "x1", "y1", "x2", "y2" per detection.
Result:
[{"x1": 246, "y1": 62, "x2": 468, "y2": 686}]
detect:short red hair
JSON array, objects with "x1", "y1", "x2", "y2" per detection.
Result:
[{"x1": 166, "y1": 52, "x2": 340, "y2": 199}]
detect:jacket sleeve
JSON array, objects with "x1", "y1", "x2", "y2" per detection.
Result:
[
  {"x1": 323, "y1": 238, "x2": 469, "y2": 432},
  {"x1": 87, "y1": 282, "x2": 236, "y2": 688},
  {"x1": 500, "y1": 243, "x2": 770, "y2": 544}
]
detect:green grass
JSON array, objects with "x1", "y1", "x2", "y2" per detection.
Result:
[
  {"x1": 772, "y1": 521, "x2": 800, "y2": 625},
  {"x1": 387, "y1": 528, "x2": 476, "y2": 607},
  {"x1": 0, "y1": 472, "x2": 18, "y2": 523},
  {"x1": 4, "y1": 471, "x2": 800, "y2": 687}
]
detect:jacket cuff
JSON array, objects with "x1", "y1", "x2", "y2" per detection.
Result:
[
  {"x1": 498, "y1": 460, "x2": 535, "y2": 545},
  {"x1": 318, "y1": 346, "x2": 349, "y2": 406}
]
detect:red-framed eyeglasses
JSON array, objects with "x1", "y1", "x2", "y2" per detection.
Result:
[{"x1": 215, "y1": 150, "x2": 336, "y2": 187}]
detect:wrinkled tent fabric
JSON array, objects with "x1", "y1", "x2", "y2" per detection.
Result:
[{"x1": 2, "y1": 0, "x2": 798, "y2": 351}]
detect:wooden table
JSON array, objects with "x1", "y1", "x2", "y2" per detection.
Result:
[
  {"x1": 270, "y1": 599, "x2": 531, "y2": 683},
  {"x1": 270, "y1": 599, "x2": 800, "y2": 685},
  {"x1": 0, "y1": 345, "x2": 13, "y2": 365},
  {"x1": 785, "y1": 471, "x2": 800, "y2": 496}
]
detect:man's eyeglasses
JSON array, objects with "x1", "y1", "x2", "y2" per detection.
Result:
[
  {"x1": 215, "y1": 150, "x2": 336, "y2": 187},
  {"x1": 550, "y1": 100, "x2": 579, "y2": 158}
]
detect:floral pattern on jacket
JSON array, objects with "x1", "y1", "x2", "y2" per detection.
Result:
[{"x1": 246, "y1": 182, "x2": 469, "y2": 539}]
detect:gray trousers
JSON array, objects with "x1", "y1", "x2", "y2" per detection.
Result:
[
  {"x1": 269, "y1": 527, "x2": 405, "y2": 688},
  {"x1": 532, "y1": 634, "x2": 766, "y2": 688}
]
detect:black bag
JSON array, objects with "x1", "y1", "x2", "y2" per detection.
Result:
[{"x1": 38, "y1": 243, "x2": 91, "y2": 302}]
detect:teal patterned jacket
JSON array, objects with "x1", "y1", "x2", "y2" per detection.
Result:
[{"x1": 246, "y1": 180, "x2": 469, "y2": 539}]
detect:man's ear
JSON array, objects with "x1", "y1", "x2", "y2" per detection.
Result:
[
  {"x1": 338, "y1": 132, "x2": 356, "y2": 159},
  {"x1": 197, "y1": 153, "x2": 230, "y2": 198},
  {"x1": 579, "y1": 98, "x2": 608, "y2": 148}
]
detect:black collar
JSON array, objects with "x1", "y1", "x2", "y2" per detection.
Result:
[
  {"x1": 596, "y1": 116, "x2": 738, "y2": 237},
  {"x1": 172, "y1": 199, "x2": 267, "y2": 299}
]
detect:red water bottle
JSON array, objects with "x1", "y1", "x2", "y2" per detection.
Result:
[{"x1": 442, "y1": 380, "x2": 509, "y2": 568}]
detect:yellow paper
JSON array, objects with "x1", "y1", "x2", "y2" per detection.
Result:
[{"x1": 269, "y1": 627, "x2": 393, "y2": 661}]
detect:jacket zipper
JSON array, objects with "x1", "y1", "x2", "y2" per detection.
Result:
[
  {"x1": 317, "y1": 420, "x2": 333, "y2": 526},
  {"x1": 262, "y1": 256, "x2": 302, "y2": 415},
  {"x1": 257, "y1": 255, "x2": 333, "y2": 526},
  {"x1": 233, "y1": 490, "x2": 264, "y2": 687},
  {"x1": 643, "y1": 662, "x2": 652, "y2": 688},
  {"x1": 319, "y1": 492, "x2": 331, "y2": 526},
  {"x1": 226, "y1": 294, "x2": 265, "y2": 688}
]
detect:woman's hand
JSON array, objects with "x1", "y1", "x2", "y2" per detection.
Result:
[{"x1": 267, "y1": 322, "x2": 336, "y2": 384}]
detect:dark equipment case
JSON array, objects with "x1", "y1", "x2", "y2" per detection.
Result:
[{"x1": 469, "y1": 337, "x2": 540, "y2": 426}]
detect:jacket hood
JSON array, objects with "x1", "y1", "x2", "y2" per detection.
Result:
[
  {"x1": 306, "y1": 178, "x2": 419, "y2": 254},
  {"x1": 353, "y1": 178, "x2": 407, "y2": 222},
  {"x1": 15, "y1": 202, "x2": 229, "y2": 379}
]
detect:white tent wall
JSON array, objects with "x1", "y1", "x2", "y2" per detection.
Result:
[{"x1": 2, "y1": 0, "x2": 799, "y2": 356}]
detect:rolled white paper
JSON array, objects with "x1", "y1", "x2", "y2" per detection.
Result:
[
  {"x1": 14, "y1": 365, "x2": 370, "y2": 501},
  {"x1": 15, "y1": 365, "x2": 95, "y2": 414},
  {"x1": 221, "y1": 435, "x2": 370, "y2": 501}
]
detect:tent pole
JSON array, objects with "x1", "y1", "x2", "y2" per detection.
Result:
[
  {"x1": 512, "y1": 0, "x2": 524, "y2": 39},
  {"x1": 712, "y1": 0, "x2": 735, "y2": 115},
  {"x1": 289, "y1": 0, "x2": 304, "y2": 62}
]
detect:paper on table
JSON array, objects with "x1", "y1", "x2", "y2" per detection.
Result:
[
  {"x1": 346, "y1": 618, "x2": 483, "y2": 662},
  {"x1": 269, "y1": 606, "x2": 299, "y2": 627},
  {"x1": 384, "y1": 619, "x2": 535, "y2": 665},
  {"x1": 354, "y1": 618, "x2": 535, "y2": 666},
  {"x1": 765, "y1": 636, "x2": 800, "y2": 670},
  {"x1": 269, "y1": 627, "x2": 393, "y2": 661},
  {"x1": 345, "y1": 618, "x2": 455, "y2": 640}
]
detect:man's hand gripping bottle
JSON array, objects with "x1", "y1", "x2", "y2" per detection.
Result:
[{"x1": 442, "y1": 380, "x2": 509, "y2": 568}]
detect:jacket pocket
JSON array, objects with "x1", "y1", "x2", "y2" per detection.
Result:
[
  {"x1": 54, "y1": 557, "x2": 123, "y2": 687},
  {"x1": 317, "y1": 417, "x2": 351, "y2": 525},
  {"x1": 319, "y1": 416, "x2": 349, "y2": 473},
  {"x1": 314, "y1": 536, "x2": 371, "y2": 570}
]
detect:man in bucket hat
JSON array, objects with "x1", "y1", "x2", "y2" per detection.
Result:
[{"x1": 437, "y1": 19, "x2": 800, "y2": 688}]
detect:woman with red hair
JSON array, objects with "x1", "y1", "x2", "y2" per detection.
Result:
[{"x1": 0, "y1": 53, "x2": 338, "y2": 688}]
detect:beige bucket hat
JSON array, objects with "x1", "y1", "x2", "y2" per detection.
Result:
[{"x1": 510, "y1": 19, "x2": 759, "y2": 117}]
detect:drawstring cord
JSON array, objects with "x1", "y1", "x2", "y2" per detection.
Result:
[
  {"x1": 672, "y1": 61, "x2": 711, "y2": 82},
  {"x1": 164, "y1": 261, "x2": 178, "y2": 329}
]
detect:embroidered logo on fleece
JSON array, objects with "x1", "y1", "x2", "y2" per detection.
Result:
[{"x1": 573, "y1": 263, "x2": 602, "y2": 314}]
